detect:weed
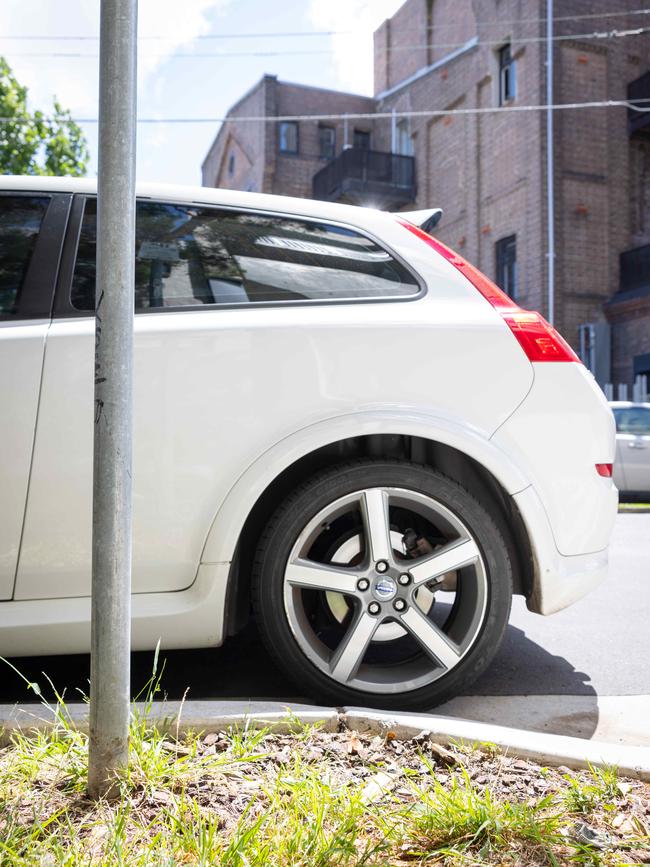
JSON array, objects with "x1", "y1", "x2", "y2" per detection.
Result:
[
  {"x1": 395, "y1": 767, "x2": 564, "y2": 862},
  {"x1": 563, "y1": 765, "x2": 621, "y2": 815}
]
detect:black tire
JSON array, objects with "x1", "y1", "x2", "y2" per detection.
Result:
[{"x1": 251, "y1": 460, "x2": 513, "y2": 711}]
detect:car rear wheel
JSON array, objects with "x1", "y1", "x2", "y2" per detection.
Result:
[{"x1": 251, "y1": 460, "x2": 513, "y2": 710}]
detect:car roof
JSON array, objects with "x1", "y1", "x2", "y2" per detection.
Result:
[{"x1": 0, "y1": 175, "x2": 388, "y2": 230}]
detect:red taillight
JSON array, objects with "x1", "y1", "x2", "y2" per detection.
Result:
[
  {"x1": 595, "y1": 463, "x2": 613, "y2": 478},
  {"x1": 398, "y1": 219, "x2": 581, "y2": 364},
  {"x1": 501, "y1": 312, "x2": 580, "y2": 363}
]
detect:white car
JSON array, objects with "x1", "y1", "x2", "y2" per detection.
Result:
[
  {"x1": 0, "y1": 177, "x2": 617, "y2": 710},
  {"x1": 610, "y1": 402, "x2": 650, "y2": 497}
]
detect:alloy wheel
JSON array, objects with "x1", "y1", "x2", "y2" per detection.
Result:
[{"x1": 282, "y1": 486, "x2": 488, "y2": 694}]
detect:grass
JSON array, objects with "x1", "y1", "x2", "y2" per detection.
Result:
[{"x1": 1, "y1": 660, "x2": 649, "y2": 865}]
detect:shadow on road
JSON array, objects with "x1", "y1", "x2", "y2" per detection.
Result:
[
  {"x1": 1, "y1": 622, "x2": 598, "y2": 737},
  {"x1": 470, "y1": 623, "x2": 598, "y2": 697}
]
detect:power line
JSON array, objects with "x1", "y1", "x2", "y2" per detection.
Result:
[
  {"x1": 1, "y1": 98, "x2": 648, "y2": 126},
  {"x1": 4, "y1": 24, "x2": 650, "y2": 58},
  {"x1": 2, "y1": 7, "x2": 649, "y2": 40}
]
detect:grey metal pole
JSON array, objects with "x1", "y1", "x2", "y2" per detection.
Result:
[
  {"x1": 546, "y1": 0, "x2": 555, "y2": 325},
  {"x1": 88, "y1": 0, "x2": 137, "y2": 800}
]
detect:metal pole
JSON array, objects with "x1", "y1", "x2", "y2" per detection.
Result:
[
  {"x1": 88, "y1": 0, "x2": 137, "y2": 800},
  {"x1": 546, "y1": 0, "x2": 555, "y2": 325}
]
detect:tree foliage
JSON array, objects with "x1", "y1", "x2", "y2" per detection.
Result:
[{"x1": 0, "y1": 56, "x2": 89, "y2": 176}]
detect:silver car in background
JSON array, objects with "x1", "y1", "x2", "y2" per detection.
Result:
[{"x1": 610, "y1": 402, "x2": 650, "y2": 497}]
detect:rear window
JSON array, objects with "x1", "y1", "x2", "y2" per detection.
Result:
[
  {"x1": 613, "y1": 407, "x2": 650, "y2": 435},
  {"x1": 0, "y1": 195, "x2": 49, "y2": 316},
  {"x1": 71, "y1": 199, "x2": 420, "y2": 311}
]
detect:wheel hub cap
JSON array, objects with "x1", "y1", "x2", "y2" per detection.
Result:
[{"x1": 372, "y1": 575, "x2": 397, "y2": 601}]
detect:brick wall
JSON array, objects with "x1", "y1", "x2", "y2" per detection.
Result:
[
  {"x1": 201, "y1": 77, "x2": 375, "y2": 201},
  {"x1": 375, "y1": 0, "x2": 546, "y2": 317},
  {"x1": 272, "y1": 83, "x2": 376, "y2": 199},
  {"x1": 201, "y1": 76, "x2": 271, "y2": 193}
]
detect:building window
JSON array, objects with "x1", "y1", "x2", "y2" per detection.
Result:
[
  {"x1": 498, "y1": 43, "x2": 516, "y2": 104},
  {"x1": 353, "y1": 129, "x2": 371, "y2": 150},
  {"x1": 279, "y1": 121, "x2": 299, "y2": 154},
  {"x1": 319, "y1": 125, "x2": 336, "y2": 160},
  {"x1": 227, "y1": 153, "x2": 235, "y2": 177},
  {"x1": 395, "y1": 119, "x2": 414, "y2": 156},
  {"x1": 495, "y1": 235, "x2": 517, "y2": 299}
]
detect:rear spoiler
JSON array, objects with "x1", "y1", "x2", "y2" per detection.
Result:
[{"x1": 394, "y1": 208, "x2": 442, "y2": 234}]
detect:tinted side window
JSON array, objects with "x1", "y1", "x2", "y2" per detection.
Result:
[
  {"x1": 614, "y1": 408, "x2": 650, "y2": 435},
  {"x1": 0, "y1": 196, "x2": 49, "y2": 316},
  {"x1": 71, "y1": 200, "x2": 420, "y2": 311}
]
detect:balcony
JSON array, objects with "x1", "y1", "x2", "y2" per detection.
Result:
[
  {"x1": 312, "y1": 147, "x2": 416, "y2": 210},
  {"x1": 627, "y1": 71, "x2": 650, "y2": 136},
  {"x1": 620, "y1": 243, "x2": 650, "y2": 295}
]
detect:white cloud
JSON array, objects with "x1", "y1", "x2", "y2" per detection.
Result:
[
  {"x1": 1, "y1": 0, "x2": 232, "y2": 177},
  {"x1": 308, "y1": 0, "x2": 405, "y2": 94},
  {"x1": 2, "y1": 0, "x2": 231, "y2": 116}
]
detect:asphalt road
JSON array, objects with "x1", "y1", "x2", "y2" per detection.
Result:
[{"x1": 2, "y1": 514, "x2": 648, "y2": 741}]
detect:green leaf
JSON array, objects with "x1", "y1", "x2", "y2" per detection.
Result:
[{"x1": 0, "y1": 55, "x2": 88, "y2": 176}]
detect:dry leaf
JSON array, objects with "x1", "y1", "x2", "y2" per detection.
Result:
[
  {"x1": 347, "y1": 733, "x2": 364, "y2": 755},
  {"x1": 360, "y1": 770, "x2": 401, "y2": 804},
  {"x1": 428, "y1": 742, "x2": 459, "y2": 767},
  {"x1": 161, "y1": 740, "x2": 192, "y2": 756}
]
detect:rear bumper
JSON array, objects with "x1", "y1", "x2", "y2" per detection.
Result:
[
  {"x1": 492, "y1": 363, "x2": 617, "y2": 556},
  {"x1": 513, "y1": 485, "x2": 608, "y2": 615}
]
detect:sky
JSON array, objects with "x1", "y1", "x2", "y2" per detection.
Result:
[{"x1": 1, "y1": 0, "x2": 405, "y2": 184}]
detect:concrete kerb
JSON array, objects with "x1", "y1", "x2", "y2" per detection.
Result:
[
  {"x1": 1, "y1": 701, "x2": 649, "y2": 781},
  {"x1": 0, "y1": 701, "x2": 340, "y2": 747},
  {"x1": 342, "y1": 708, "x2": 650, "y2": 781}
]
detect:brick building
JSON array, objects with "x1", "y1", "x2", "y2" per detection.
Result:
[
  {"x1": 201, "y1": 0, "x2": 650, "y2": 388},
  {"x1": 201, "y1": 75, "x2": 376, "y2": 200}
]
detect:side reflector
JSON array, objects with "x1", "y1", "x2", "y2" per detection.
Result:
[
  {"x1": 398, "y1": 219, "x2": 581, "y2": 364},
  {"x1": 595, "y1": 463, "x2": 613, "y2": 478}
]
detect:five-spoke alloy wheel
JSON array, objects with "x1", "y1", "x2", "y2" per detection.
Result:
[{"x1": 252, "y1": 461, "x2": 513, "y2": 710}]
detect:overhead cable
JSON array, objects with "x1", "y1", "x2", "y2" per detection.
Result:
[
  {"x1": 1, "y1": 98, "x2": 649, "y2": 126},
  {"x1": 3, "y1": 24, "x2": 650, "y2": 58},
  {"x1": 2, "y1": 6, "x2": 649, "y2": 40}
]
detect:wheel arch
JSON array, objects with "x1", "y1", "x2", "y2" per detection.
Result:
[{"x1": 197, "y1": 412, "x2": 535, "y2": 638}]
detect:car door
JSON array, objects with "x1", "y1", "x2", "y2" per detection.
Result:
[
  {"x1": 615, "y1": 406, "x2": 650, "y2": 494},
  {"x1": 0, "y1": 192, "x2": 70, "y2": 599}
]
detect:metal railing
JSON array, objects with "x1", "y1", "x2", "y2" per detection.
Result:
[
  {"x1": 603, "y1": 375, "x2": 649, "y2": 403},
  {"x1": 312, "y1": 147, "x2": 416, "y2": 202}
]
